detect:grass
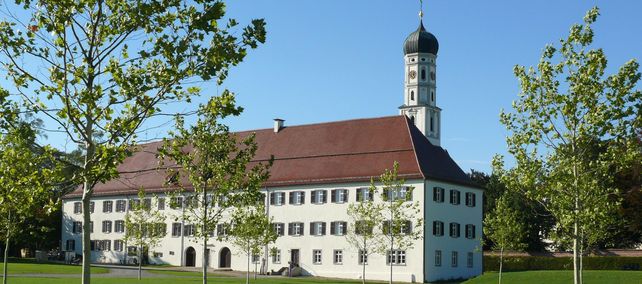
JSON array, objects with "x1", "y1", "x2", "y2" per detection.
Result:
[
  {"x1": 0, "y1": 262, "x2": 108, "y2": 274},
  {"x1": 462, "y1": 270, "x2": 642, "y2": 284}
]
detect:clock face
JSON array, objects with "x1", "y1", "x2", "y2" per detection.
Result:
[
  {"x1": 409, "y1": 70, "x2": 417, "y2": 79},
  {"x1": 430, "y1": 72, "x2": 436, "y2": 80}
]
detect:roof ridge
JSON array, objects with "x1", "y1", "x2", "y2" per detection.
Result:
[{"x1": 234, "y1": 115, "x2": 405, "y2": 135}]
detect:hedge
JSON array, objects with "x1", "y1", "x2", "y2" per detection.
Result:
[{"x1": 484, "y1": 256, "x2": 642, "y2": 271}]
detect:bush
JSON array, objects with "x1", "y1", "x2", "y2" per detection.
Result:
[{"x1": 484, "y1": 256, "x2": 642, "y2": 271}]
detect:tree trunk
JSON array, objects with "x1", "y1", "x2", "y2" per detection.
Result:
[
  {"x1": 137, "y1": 245, "x2": 142, "y2": 280},
  {"x1": 498, "y1": 247, "x2": 503, "y2": 284},
  {"x1": 254, "y1": 261, "x2": 257, "y2": 280},
  {"x1": 3, "y1": 231, "x2": 9, "y2": 284},
  {"x1": 573, "y1": 221, "x2": 580, "y2": 284},
  {"x1": 202, "y1": 235, "x2": 207, "y2": 284},
  {"x1": 246, "y1": 242, "x2": 250, "y2": 284},
  {"x1": 362, "y1": 238, "x2": 366, "y2": 284},
  {"x1": 82, "y1": 188, "x2": 92, "y2": 284}
]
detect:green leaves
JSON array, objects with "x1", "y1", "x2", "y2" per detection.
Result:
[{"x1": 498, "y1": 5, "x2": 641, "y2": 268}]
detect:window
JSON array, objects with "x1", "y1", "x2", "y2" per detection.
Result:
[
  {"x1": 432, "y1": 221, "x2": 444, "y2": 236},
  {"x1": 288, "y1": 222, "x2": 304, "y2": 236},
  {"x1": 142, "y1": 198, "x2": 152, "y2": 210},
  {"x1": 102, "y1": 221, "x2": 112, "y2": 233},
  {"x1": 272, "y1": 249, "x2": 281, "y2": 264},
  {"x1": 72, "y1": 221, "x2": 82, "y2": 234},
  {"x1": 252, "y1": 254, "x2": 260, "y2": 264},
  {"x1": 466, "y1": 224, "x2": 476, "y2": 239},
  {"x1": 356, "y1": 188, "x2": 373, "y2": 202},
  {"x1": 433, "y1": 187, "x2": 444, "y2": 203},
  {"x1": 382, "y1": 220, "x2": 412, "y2": 235},
  {"x1": 89, "y1": 221, "x2": 93, "y2": 233},
  {"x1": 272, "y1": 223, "x2": 285, "y2": 236},
  {"x1": 450, "y1": 223, "x2": 460, "y2": 238},
  {"x1": 466, "y1": 192, "x2": 477, "y2": 207},
  {"x1": 430, "y1": 117, "x2": 434, "y2": 132},
  {"x1": 330, "y1": 221, "x2": 347, "y2": 236},
  {"x1": 65, "y1": 240, "x2": 75, "y2": 251},
  {"x1": 311, "y1": 190, "x2": 327, "y2": 204},
  {"x1": 183, "y1": 224, "x2": 195, "y2": 236},
  {"x1": 333, "y1": 250, "x2": 343, "y2": 264},
  {"x1": 384, "y1": 187, "x2": 412, "y2": 201},
  {"x1": 431, "y1": 91, "x2": 435, "y2": 102},
  {"x1": 435, "y1": 250, "x2": 442, "y2": 267},
  {"x1": 172, "y1": 223, "x2": 182, "y2": 237},
  {"x1": 289, "y1": 191, "x2": 305, "y2": 205},
  {"x1": 170, "y1": 197, "x2": 183, "y2": 209},
  {"x1": 410, "y1": 90, "x2": 415, "y2": 101},
  {"x1": 358, "y1": 250, "x2": 368, "y2": 265},
  {"x1": 312, "y1": 250, "x2": 322, "y2": 264},
  {"x1": 355, "y1": 220, "x2": 373, "y2": 235},
  {"x1": 217, "y1": 224, "x2": 229, "y2": 237},
  {"x1": 154, "y1": 252, "x2": 164, "y2": 258},
  {"x1": 93, "y1": 240, "x2": 110, "y2": 251},
  {"x1": 467, "y1": 252, "x2": 474, "y2": 268},
  {"x1": 74, "y1": 202, "x2": 82, "y2": 214},
  {"x1": 269, "y1": 192, "x2": 286, "y2": 206},
  {"x1": 452, "y1": 251, "x2": 458, "y2": 267},
  {"x1": 450, "y1": 190, "x2": 460, "y2": 205},
  {"x1": 103, "y1": 201, "x2": 113, "y2": 213},
  {"x1": 310, "y1": 222, "x2": 326, "y2": 236},
  {"x1": 116, "y1": 200, "x2": 126, "y2": 212},
  {"x1": 387, "y1": 250, "x2": 406, "y2": 265},
  {"x1": 157, "y1": 198, "x2": 165, "y2": 210},
  {"x1": 114, "y1": 220, "x2": 124, "y2": 233},
  {"x1": 128, "y1": 246, "x2": 137, "y2": 255},
  {"x1": 90, "y1": 202, "x2": 95, "y2": 213},
  {"x1": 153, "y1": 223, "x2": 167, "y2": 237},
  {"x1": 128, "y1": 199, "x2": 140, "y2": 210},
  {"x1": 114, "y1": 240, "x2": 124, "y2": 252},
  {"x1": 331, "y1": 189, "x2": 348, "y2": 203},
  {"x1": 421, "y1": 68, "x2": 426, "y2": 80}
]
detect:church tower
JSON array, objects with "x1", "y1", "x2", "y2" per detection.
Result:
[{"x1": 399, "y1": 10, "x2": 441, "y2": 146}]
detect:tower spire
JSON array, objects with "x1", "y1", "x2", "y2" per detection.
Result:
[{"x1": 419, "y1": 0, "x2": 424, "y2": 20}]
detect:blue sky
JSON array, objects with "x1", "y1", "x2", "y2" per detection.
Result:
[{"x1": 30, "y1": 1, "x2": 642, "y2": 173}]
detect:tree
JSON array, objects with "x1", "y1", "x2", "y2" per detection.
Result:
[
  {"x1": 0, "y1": 120, "x2": 57, "y2": 284},
  {"x1": 484, "y1": 193, "x2": 527, "y2": 284},
  {"x1": 375, "y1": 162, "x2": 424, "y2": 284},
  {"x1": 0, "y1": 1, "x2": 266, "y2": 283},
  {"x1": 345, "y1": 193, "x2": 384, "y2": 284},
  {"x1": 123, "y1": 189, "x2": 165, "y2": 280},
  {"x1": 228, "y1": 205, "x2": 278, "y2": 284},
  {"x1": 496, "y1": 6, "x2": 642, "y2": 284},
  {"x1": 159, "y1": 94, "x2": 271, "y2": 284}
]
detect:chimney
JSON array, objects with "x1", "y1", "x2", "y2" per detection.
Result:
[{"x1": 273, "y1": 118, "x2": 284, "y2": 133}]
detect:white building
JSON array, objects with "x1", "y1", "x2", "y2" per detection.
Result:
[{"x1": 62, "y1": 14, "x2": 483, "y2": 283}]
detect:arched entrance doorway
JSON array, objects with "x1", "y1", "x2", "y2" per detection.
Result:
[
  {"x1": 219, "y1": 247, "x2": 231, "y2": 268},
  {"x1": 185, "y1": 247, "x2": 196, "y2": 267}
]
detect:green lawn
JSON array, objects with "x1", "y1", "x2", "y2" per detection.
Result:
[
  {"x1": 0, "y1": 262, "x2": 108, "y2": 274},
  {"x1": 462, "y1": 270, "x2": 642, "y2": 284}
]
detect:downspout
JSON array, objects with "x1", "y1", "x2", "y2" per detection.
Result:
[{"x1": 180, "y1": 193, "x2": 185, "y2": 266}]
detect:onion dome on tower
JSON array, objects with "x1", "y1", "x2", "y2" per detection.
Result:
[{"x1": 403, "y1": 20, "x2": 439, "y2": 55}]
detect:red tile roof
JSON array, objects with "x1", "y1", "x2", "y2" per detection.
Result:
[{"x1": 64, "y1": 115, "x2": 478, "y2": 198}]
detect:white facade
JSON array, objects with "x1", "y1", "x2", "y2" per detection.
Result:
[{"x1": 61, "y1": 178, "x2": 482, "y2": 282}]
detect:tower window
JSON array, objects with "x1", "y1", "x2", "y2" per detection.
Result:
[
  {"x1": 410, "y1": 91, "x2": 414, "y2": 101},
  {"x1": 430, "y1": 117, "x2": 434, "y2": 132},
  {"x1": 411, "y1": 58, "x2": 415, "y2": 62},
  {"x1": 432, "y1": 91, "x2": 435, "y2": 102},
  {"x1": 421, "y1": 68, "x2": 426, "y2": 80},
  {"x1": 421, "y1": 58, "x2": 426, "y2": 61},
  {"x1": 410, "y1": 116, "x2": 415, "y2": 125}
]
